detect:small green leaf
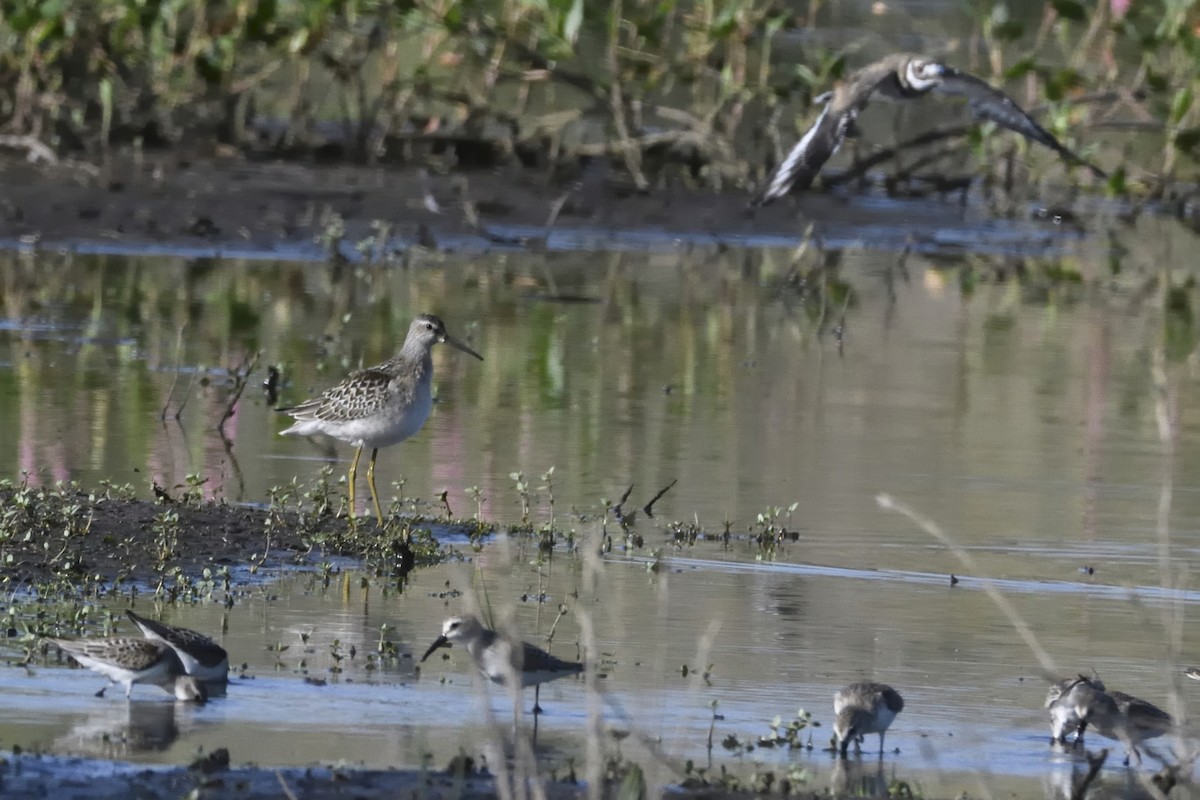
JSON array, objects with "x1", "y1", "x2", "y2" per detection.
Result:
[
  {"x1": 1173, "y1": 126, "x2": 1200, "y2": 153},
  {"x1": 1170, "y1": 86, "x2": 1194, "y2": 126},
  {"x1": 1003, "y1": 57, "x2": 1038, "y2": 80},
  {"x1": 993, "y1": 20, "x2": 1024, "y2": 41},
  {"x1": 1050, "y1": 0, "x2": 1087, "y2": 21}
]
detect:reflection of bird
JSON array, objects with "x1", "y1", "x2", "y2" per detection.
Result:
[
  {"x1": 832, "y1": 681, "x2": 904, "y2": 757},
  {"x1": 1045, "y1": 675, "x2": 1105, "y2": 745},
  {"x1": 279, "y1": 314, "x2": 483, "y2": 527},
  {"x1": 126, "y1": 610, "x2": 229, "y2": 683},
  {"x1": 753, "y1": 53, "x2": 1106, "y2": 205},
  {"x1": 54, "y1": 699, "x2": 196, "y2": 757},
  {"x1": 46, "y1": 637, "x2": 206, "y2": 702},
  {"x1": 421, "y1": 615, "x2": 583, "y2": 713},
  {"x1": 1072, "y1": 682, "x2": 1175, "y2": 766}
]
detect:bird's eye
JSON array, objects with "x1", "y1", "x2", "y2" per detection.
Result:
[
  {"x1": 425, "y1": 322, "x2": 435, "y2": 330},
  {"x1": 448, "y1": 621, "x2": 459, "y2": 630}
]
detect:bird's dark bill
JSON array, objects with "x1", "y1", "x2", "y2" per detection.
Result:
[
  {"x1": 420, "y1": 635, "x2": 451, "y2": 662},
  {"x1": 444, "y1": 334, "x2": 483, "y2": 361}
]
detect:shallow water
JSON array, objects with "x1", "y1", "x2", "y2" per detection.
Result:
[{"x1": 3, "y1": 193, "x2": 1200, "y2": 797}]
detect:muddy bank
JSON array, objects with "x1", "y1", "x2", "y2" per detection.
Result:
[
  {"x1": 0, "y1": 481, "x2": 469, "y2": 590},
  {"x1": 0, "y1": 752, "x2": 600, "y2": 800},
  {"x1": 0, "y1": 152, "x2": 1110, "y2": 260},
  {"x1": 0, "y1": 152, "x2": 750, "y2": 254}
]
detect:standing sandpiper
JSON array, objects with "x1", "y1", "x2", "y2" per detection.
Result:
[
  {"x1": 1045, "y1": 675, "x2": 1104, "y2": 745},
  {"x1": 420, "y1": 615, "x2": 584, "y2": 714},
  {"x1": 125, "y1": 610, "x2": 229, "y2": 684},
  {"x1": 46, "y1": 636, "x2": 207, "y2": 702},
  {"x1": 1071, "y1": 682, "x2": 1175, "y2": 766},
  {"x1": 279, "y1": 314, "x2": 482, "y2": 526},
  {"x1": 833, "y1": 682, "x2": 905, "y2": 757}
]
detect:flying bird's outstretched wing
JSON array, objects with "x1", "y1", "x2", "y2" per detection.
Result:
[
  {"x1": 932, "y1": 67, "x2": 1107, "y2": 179},
  {"x1": 752, "y1": 99, "x2": 841, "y2": 206}
]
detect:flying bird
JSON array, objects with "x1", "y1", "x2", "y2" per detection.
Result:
[{"x1": 753, "y1": 53, "x2": 1106, "y2": 205}]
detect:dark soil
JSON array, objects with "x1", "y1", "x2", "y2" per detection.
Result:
[
  {"x1": 0, "y1": 482, "x2": 451, "y2": 590},
  {"x1": 0, "y1": 150, "x2": 882, "y2": 258},
  {"x1": 0, "y1": 752, "x2": 593, "y2": 800}
]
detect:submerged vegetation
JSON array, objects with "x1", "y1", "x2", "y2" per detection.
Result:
[{"x1": 1, "y1": 0, "x2": 1199, "y2": 196}]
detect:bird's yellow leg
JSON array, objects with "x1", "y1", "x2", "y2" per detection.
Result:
[
  {"x1": 367, "y1": 447, "x2": 385, "y2": 527},
  {"x1": 347, "y1": 445, "x2": 363, "y2": 521}
]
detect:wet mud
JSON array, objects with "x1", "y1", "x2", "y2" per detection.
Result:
[
  {"x1": 0, "y1": 484, "x2": 455, "y2": 588},
  {"x1": 0, "y1": 151, "x2": 1079, "y2": 260}
]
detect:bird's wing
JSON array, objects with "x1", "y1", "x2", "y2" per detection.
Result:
[
  {"x1": 752, "y1": 100, "x2": 850, "y2": 204},
  {"x1": 932, "y1": 68, "x2": 1106, "y2": 178},
  {"x1": 753, "y1": 59, "x2": 911, "y2": 205},
  {"x1": 519, "y1": 641, "x2": 583, "y2": 673},
  {"x1": 282, "y1": 368, "x2": 396, "y2": 423}
]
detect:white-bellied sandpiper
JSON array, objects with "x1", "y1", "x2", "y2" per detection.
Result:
[
  {"x1": 126, "y1": 609, "x2": 229, "y2": 684},
  {"x1": 1071, "y1": 682, "x2": 1175, "y2": 766},
  {"x1": 420, "y1": 614, "x2": 583, "y2": 714},
  {"x1": 46, "y1": 636, "x2": 206, "y2": 702},
  {"x1": 279, "y1": 314, "x2": 482, "y2": 526},
  {"x1": 833, "y1": 681, "x2": 905, "y2": 757}
]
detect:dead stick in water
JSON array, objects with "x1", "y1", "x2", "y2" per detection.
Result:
[
  {"x1": 218, "y1": 351, "x2": 261, "y2": 438},
  {"x1": 160, "y1": 324, "x2": 187, "y2": 422},
  {"x1": 642, "y1": 479, "x2": 677, "y2": 518}
]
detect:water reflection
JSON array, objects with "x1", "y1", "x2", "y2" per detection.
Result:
[
  {"x1": 52, "y1": 700, "x2": 203, "y2": 759},
  {"x1": 2, "y1": 210, "x2": 1200, "y2": 797}
]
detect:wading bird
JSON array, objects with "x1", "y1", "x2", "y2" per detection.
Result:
[
  {"x1": 279, "y1": 314, "x2": 482, "y2": 526},
  {"x1": 126, "y1": 609, "x2": 229, "y2": 684},
  {"x1": 1071, "y1": 681, "x2": 1175, "y2": 766},
  {"x1": 833, "y1": 681, "x2": 905, "y2": 757},
  {"x1": 421, "y1": 615, "x2": 583, "y2": 714},
  {"x1": 46, "y1": 636, "x2": 207, "y2": 702}
]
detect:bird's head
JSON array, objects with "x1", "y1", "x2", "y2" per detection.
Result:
[
  {"x1": 174, "y1": 675, "x2": 208, "y2": 703},
  {"x1": 905, "y1": 58, "x2": 947, "y2": 92},
  {"x1": 420, "y1": 615, "x2": 483, "y2": 661},
  {"x1": 409, "y1": 314, "x2": 483, "y2": 360}
]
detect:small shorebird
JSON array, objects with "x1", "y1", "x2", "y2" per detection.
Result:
[
  {"x1": 279, "y1": 314, "x2": 483, "y2": 526},
  {"x1": 1073, "y1": 683, "x2": 1175, "y2": 766},
  {"x1": 126, "y1": 609, "x2": 229, "y2": 683},
  {"x1": 1045, "y1": 675, "x2": 1105, "y2": 745},
  {"x1": 753, "y1": 53, "x2": 1106, "y2": 205},
  {"x1": 832, "y1": 682, "x2": 905, "y2": 757},
  {"x1": 420, "y1": 615, "x2": 584, "y2": 713},
  {"x1": 46, "y1": 636, "x2": 207, "y2": 702}
]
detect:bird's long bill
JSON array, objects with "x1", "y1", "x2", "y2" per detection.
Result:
[
  {"x1": 420, "y1": 634, "x2": 451, "y2": 662},
  {"x1": 443, "y1": 333, "x2": 483, "y2": 361}
]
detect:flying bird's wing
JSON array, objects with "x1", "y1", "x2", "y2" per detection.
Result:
[
  {"x1": 932, "y1": 68, "x2": 1106, "y2": 179},
  {"x1": 752, "y1": 99, "x2": 841, "y2": 206},
  {"x1": 752, "y1": 56, "x2": 915, "y2": 206}
]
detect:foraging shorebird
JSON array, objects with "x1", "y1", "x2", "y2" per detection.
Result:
[
  {"x1": 1045, "y1": 675, "x2": 1105, "y2": 745},
  {"x1": 125, "y1": 610, "x2": 229, "y2": 683},
  {"x1": 420, "y1": 615, "x2": 584, "y2": 713},
  {"x1": 46, "y1": 636, "x2": 207, "y2": 702},
  {"x1": 753, "y1": 53, "x2": 1106, "y2": 205},
  {"x1": 833, "y1": 682, "x2": 905, "y2": 757},
  {"x1": 1072, "y1": 683, "x2": 1175, "y2": 766},
  {"x1": 279, "y1": 314, "x2": 483, "y2": 526}
]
